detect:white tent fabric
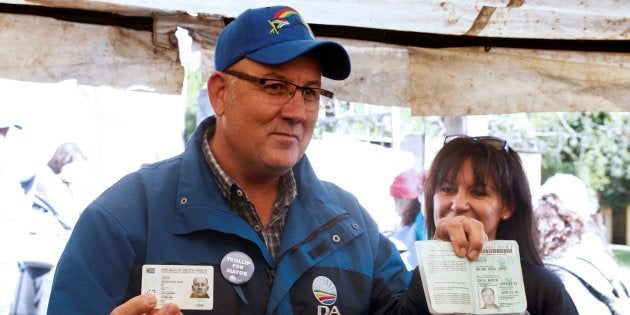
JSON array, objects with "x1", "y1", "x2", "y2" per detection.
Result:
[
  {"x1": 409, "y1": 47, "x2": 629, "y2": 115},
  {"x1": 321, "y1": 39, "x2": 629, "y2": 115},
  {"x1": 6, "y1": 0, "x2": 627, "y2": 40},
  {"x1": 0, "y1": 0, "x2": 628, "y2": 113},
  {"x1": 0, "y1": 12, "x2": 184, "y2": 94}
]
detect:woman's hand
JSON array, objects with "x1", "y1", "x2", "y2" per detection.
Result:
[{"x1": 433, "y1": 215, "x2": 488, "y2": 260}]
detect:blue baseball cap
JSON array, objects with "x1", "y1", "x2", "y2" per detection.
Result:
[{"x1": 215, "y1": 6, "x2": 351, "y2": 80}]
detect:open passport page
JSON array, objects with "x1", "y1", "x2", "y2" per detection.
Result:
[{"x1": 415, "y1": 240, "x2": 527, "y2": 315}]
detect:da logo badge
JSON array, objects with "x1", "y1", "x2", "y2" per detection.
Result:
[{"x1": 312, "y1": 276, "x2": 340, "y2": 315}]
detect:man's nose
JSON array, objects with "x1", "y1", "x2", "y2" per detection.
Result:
[{"x1": 282, "y1": 88, "x2": 308, "y2": 122}]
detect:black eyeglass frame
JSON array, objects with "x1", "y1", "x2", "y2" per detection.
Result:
[
  {"x1": 444, "y1": 135, "x2": 510, "y2": 152},
  {"x1": 223, "y1": 70, "x2": 334, "y2": 107}
]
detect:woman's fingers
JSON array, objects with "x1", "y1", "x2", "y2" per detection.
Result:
[{"x1": 434, "y1": 216, "x2": 486, "y2": 260}]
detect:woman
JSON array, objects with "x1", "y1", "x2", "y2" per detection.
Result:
[
  {"x1": 535, "y1": 174, "x2": 630, "y2": 314},
  {"x1": 388, "y1": 168, "x2": 427, "y2": 269},
  {"x1": 401, "y1": 135, "x2": 578, "y2": 314}
]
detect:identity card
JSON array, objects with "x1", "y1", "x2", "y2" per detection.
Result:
[{"x1": 141, "y1": 264, "x2": 214, "y2": 310}]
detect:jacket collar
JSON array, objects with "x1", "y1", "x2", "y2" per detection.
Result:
[{"x1": 172, "y1": 116, "x2": 354, "y2": 262}]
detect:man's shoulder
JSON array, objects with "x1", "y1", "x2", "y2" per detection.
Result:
[
  {"x1": 109, "y1": 154, "x2": 183, "y2": 188},
  {"x1": 87, "y1": 155, "x2": 184, "y2": 218},
  {"x1": 317, "y1": 180, "x2": 358, "y2": 200}
]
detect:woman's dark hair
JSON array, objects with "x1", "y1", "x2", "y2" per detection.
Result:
[
  {"x1": 423, "y1": 137, "x2": 542, "y2": 265},
  {"x1": 395, "y1": 197, "x2": 421, "y2": 226}
]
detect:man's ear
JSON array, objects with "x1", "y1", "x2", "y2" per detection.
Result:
[{"x1": 207, "y1": 72, "x2": 227, "y2": 116}]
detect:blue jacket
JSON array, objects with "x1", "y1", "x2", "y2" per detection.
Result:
[{"x1": 48, "y1": 117, "x2": 411, "y2": 314}]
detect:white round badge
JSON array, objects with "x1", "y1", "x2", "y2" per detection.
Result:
[{"x1": 220, "y1": 251, "x2": 255, "y2": 285}]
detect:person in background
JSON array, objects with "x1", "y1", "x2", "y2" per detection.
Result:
[
  {"x1": 0, "y1": 121, "x2": 31, "y2": 226},
  {"x1": 12, "y1": 142, "x2": 90, "y2": 315},
  {"x1": 388, "y1": 168, "x2": 427, "y2": 269},
  {"x1": 535, "y1": 173, "x2": 630, "y2": 314},
  {"x1": 34, "y1": 142, "x2": 90, "y2": 229},
  {"x1": 0, "y1": 120, "x2": 36, "y2": 314},
  {"x1": 48, "y1": 6, "x2": 490, "y2": 315},
  {"x1": 0, "y1": 120, "x2": 38, "y2": 228},
  {"x1": 399, "y1": 135, "x2": 578, "y2": 314}
]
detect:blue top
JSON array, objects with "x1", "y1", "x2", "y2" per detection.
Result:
[
  {"x1": 47, "y1": 116, "x2": 411, "y2": 314},
  {"x1": 390, "y1": 212, "x2": 427, "y2": 269}
]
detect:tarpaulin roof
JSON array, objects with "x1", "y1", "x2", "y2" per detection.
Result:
[{"x1": 0, "y1": 0, "x2": 628, "y2": 114}]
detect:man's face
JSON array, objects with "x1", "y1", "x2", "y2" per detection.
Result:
[
  {"x1": 482, "y1": 288, "x2": 495, "y2": 305},
  {"x1": 192, "y1": 277, "x2": 209, "y2": 297},
  {"x1": 211, "y1": 54, "x2": 322, "y2": 179}
]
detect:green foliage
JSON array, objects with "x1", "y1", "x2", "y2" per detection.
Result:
[
  {"x1": 398, "y1": 110, "x2": 428, "y2": 135},
  {"x1": 488, "y1": 113, "x2": 541, "y2": 152},
  {"x1": 530, "y1": 112, "x2": 629, "y2": 210},
  {"x1": 184, "y1": 67, "x2": 204, "y2": 141},
  {"x1": 612, "y1": 244, "x2": 630, "y2": 272},
  {"x1": 315, "y1": 102, "x2": 428, "y2": 140},
  {"x1": 487, "y1": 112, "x2": 628, "y2": 212},
  {"x1": 315, "y1": 101, "x2": 394, "y2": 140}
]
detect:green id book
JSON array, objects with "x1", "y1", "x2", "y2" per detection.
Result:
[{"x1": 415, "y1": 240, "x2": 527, "y2": 315}]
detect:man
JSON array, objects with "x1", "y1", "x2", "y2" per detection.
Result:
[
  {"x1": 48, "y1": 6, "x2": 485, "y2": 314},
  {"x1": 189, "y1": 277, "x2": 209, "y2": 299},
  {"x1": 481, "y1": 287, "x2": 498, "y2": 309}
]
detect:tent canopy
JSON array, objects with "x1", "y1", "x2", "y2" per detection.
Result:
[
  {"x1": 3, "y1": 0, "x2": 628, "y2": 40},
  {"x1": 0, "y1": 0, "x2": 628, "y2": 114}
]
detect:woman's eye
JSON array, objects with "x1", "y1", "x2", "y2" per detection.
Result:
[
  {"x1": 441, "y1": 187, "x2": 455, "y2": 193},
  {"x1": 472, "y1": 189, "x2": 488, "y2": 197}
]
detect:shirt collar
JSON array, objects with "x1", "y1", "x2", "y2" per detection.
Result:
[{"x1": 200, "y1": 119, "x2": 297, "y2": 206}]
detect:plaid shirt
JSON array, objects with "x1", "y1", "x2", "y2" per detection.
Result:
[{"x1": 201, "y1": 121, "x2": 296, "y2": 260}]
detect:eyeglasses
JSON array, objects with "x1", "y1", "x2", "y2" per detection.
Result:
[
  {"x1": 444, "y1": 135, "x2": 510, "y2": 152},
  {"x1": 224, "y1": 70, "x2": 334, "y2": 110}
]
